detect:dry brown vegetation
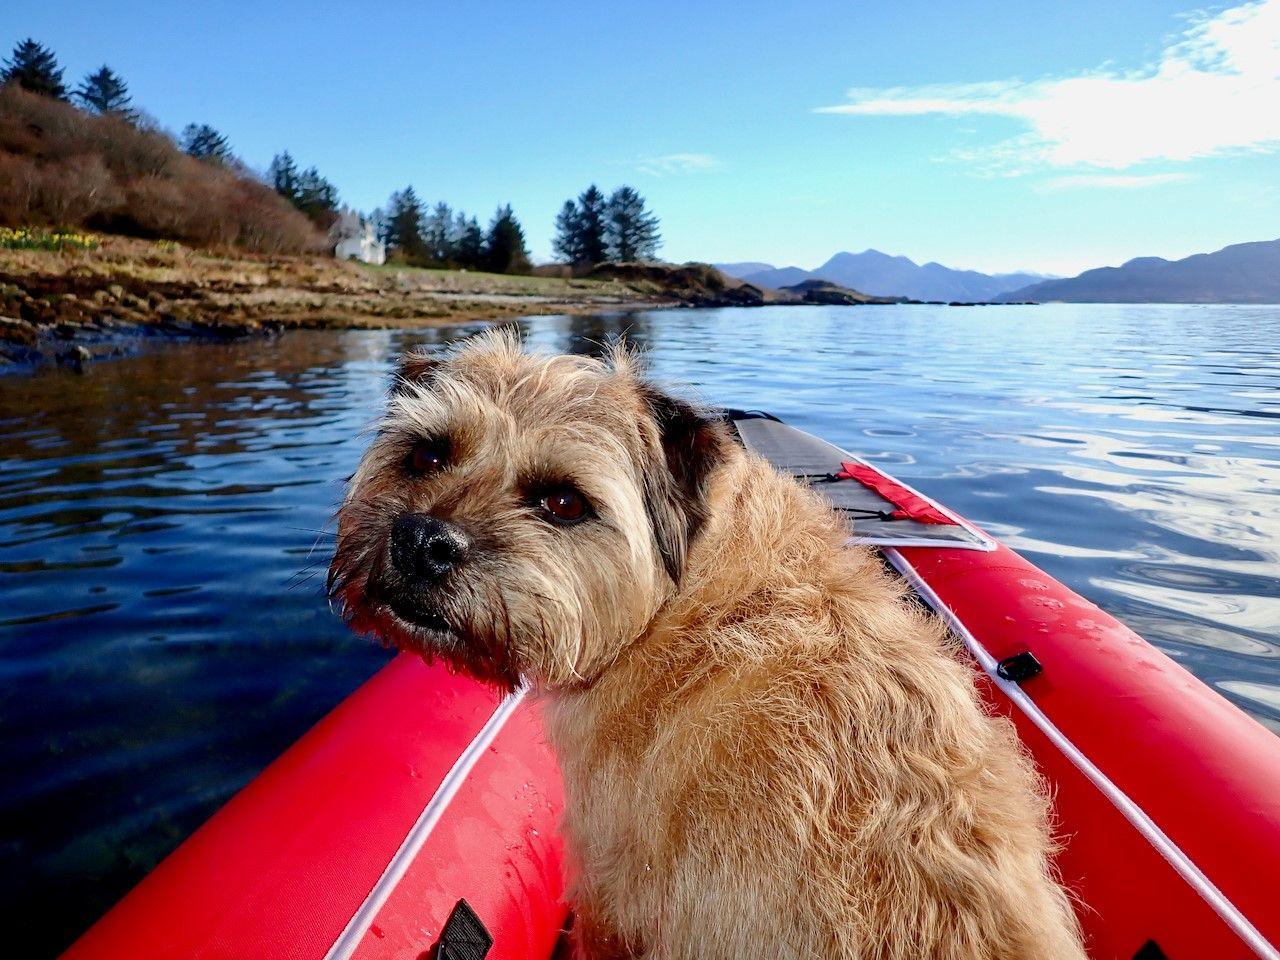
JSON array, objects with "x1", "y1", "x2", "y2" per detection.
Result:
[{"x1": 0, "y1": 84, "x2": 322, "y2": 253}]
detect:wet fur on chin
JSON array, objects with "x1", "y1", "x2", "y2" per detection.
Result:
[{"x1": 330, "y1": 330, "x2": 1087, "y2": 960}]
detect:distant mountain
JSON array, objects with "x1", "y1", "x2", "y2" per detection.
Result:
[
  {"x1": 714, "y1": 261, "x2": 774, "y2": 278},
  {"x1": 997, "y1": 238, "x2": 1280, "y2": 303},
  {"x1": 741, "y1": 266, "x2": 812, "y2": 289},
  {"x1": 718, "y1": 251, "x2": 1052, "y2": 301}
]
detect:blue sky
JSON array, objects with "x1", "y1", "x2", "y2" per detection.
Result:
[{"x1": 5, "y1": 1, "x2": 1279, "y2": 274}]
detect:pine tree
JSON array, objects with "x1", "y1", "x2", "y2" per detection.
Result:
[
  {"x1": 605, "y1": 186, "x2": 660, "y2": 261},
  {"x1": 268, "y1": 151, "x2": 300, "y2": 203},
  {"x1": 552, "y1": 185, "x2": 610, "y2": 266},
  {"x1": 455, "y1": 215, "x2": 484, "y2": 268},
  {"x1": 576, "y1": 184, "x2": 609, "y2": 264},
  {"x1": 383, "y1": 186, "x2": 426, "y2": 260},
  {"x1": 181, "y1": 123, "x2": 232, "y2": 164},
  {"x1": 552, "y1": 200, "x2": 582, "y2": 264},
  {"x1": 295, "y1": 166, "x2": 340, "y2": 228},
  {"x1": 423, "y1": 201, "x2": 454, "y2": 263},
  {"x1": 484, "y1": 204, "x2": 530, "y2": 274},
  {"x1": 75, "y1": 65, "x2": 134, "y2": 117},
  {"x1": 1, "y1": 39, "x2": 67, "y2": 99}
]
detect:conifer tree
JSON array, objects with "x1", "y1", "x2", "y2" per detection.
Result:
[
  {"x1": 295, "y1": 166, "x2": 340, "y2": 228},
  {"x1": 268, "y1": 151, "x2": 300, "y2": 203},
  {"x1": 552, "y1": 200, "x2": 582, "y2": 264},
  {"x1": 605, "y1": 186, "x2": 660, "y2": 261},
  {"x1": 455, "y1": 215, "x2": 484, "y2": 268},
  {"x1": 181, "y1": 123, "x2": 232, "y2": 164},
  {"x1": 382, "y1": 186, "x2": 426, "y2": 260},
  {"x1": 484, "y1": 204, "x2": 530, "y2": 274},
  {"x1": 1, "y1": 39, "x2": 67, "y2": 99},
  {"x1": 423, "y1": 201, "x2": 454, "y2": 263},
  {"x1": 575, "y1": 184, "x2": 609, "y2": 264},
  {"x1": 75, "y1": 65, "x2": 134, "y2": 117}
]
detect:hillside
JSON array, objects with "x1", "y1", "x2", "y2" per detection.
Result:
[
  {"x1": 719, "y1": 251, "x2": 1050, "y2": 301},
  {"x1": 997, "y1": 238, "x2": 1280, "y2": 303},
  {"x1": 0, "y1": 84, "x2": 321, "y2": 252}
]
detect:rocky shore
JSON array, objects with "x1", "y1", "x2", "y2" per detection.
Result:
[{"x1": 0, "y1": 237, "x2": 892, "y2": 373}]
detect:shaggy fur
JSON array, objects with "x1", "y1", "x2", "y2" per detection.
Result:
[{"x1": 330, "y1": 330, "x2": 1087, "y2": 960}]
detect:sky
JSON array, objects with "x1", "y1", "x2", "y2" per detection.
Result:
[{"x1": 4, "y1": 0, "x2": 1279, "y2": 275}]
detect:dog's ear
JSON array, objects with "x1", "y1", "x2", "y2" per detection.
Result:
[
  {"x1": 639, "y1": 385, "x2": 733, "y2": 583},
  {"x1": 390, "y1": 350, "x2": 440, "y2": 395}
]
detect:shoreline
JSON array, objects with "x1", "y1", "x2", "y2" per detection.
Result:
[
  {"x1": 0, "y1": 237, "x2": 713, "y2": 373},
  {"x1": 0, "y1": 237, "x2": 1018, "y2": 375}
]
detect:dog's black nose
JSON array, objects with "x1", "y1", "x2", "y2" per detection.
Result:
[{"x1": 389, "y1": 514, "x2": 470, "y2": 582}]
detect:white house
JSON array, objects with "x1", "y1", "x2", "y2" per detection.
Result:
[{"x1": 331, "y1": 210, "x2": 386, "y2": 265}]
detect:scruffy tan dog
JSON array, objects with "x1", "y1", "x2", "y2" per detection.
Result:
[{"x1": 330, "y1": 330, "x2": 1086, "y2": 960}]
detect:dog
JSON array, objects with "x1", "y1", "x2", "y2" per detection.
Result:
[{"x1": 329, "y1": 330, "x2": 1087, "y2": 960}]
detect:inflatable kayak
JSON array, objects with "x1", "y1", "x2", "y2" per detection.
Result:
[{"x1": 65, "y1": 411, "x2": 1280, "y2": 960}]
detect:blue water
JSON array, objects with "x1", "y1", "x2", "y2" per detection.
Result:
[{"x1": 2, "y1": 304, "x2": 1278, "y2": 957}]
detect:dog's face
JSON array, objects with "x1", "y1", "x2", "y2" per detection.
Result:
[{"x1": 329, "y1": 331, "x2": 733, "y2": 691}]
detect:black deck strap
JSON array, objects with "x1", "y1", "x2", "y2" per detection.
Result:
[
  {"x1": 996, "y1": 651, "x2": 1043, "y2": 683},
  {"x1": 434, "y1": 898, "x2": 493, "y2": 960},
  {"x1": 1133, "y1": 940, "x2": 1168, "y2": 960},
  {"x1": 719, "y1": 407, "x2": 783, "y2": 423}
]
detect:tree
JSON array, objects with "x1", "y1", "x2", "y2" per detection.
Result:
[
  {"x1": 181, "y1": 123, "x2": 232, "y2": 164},
  {"x1": 75, "y1": 65, "x2": 134, "y2": 117},
  {"x1": 552, "y1": 184, "x2": 609, "y2": 266},
  {"x1": 423, "y1": 201, "x2": 454, "y2": 263},
  {"x1": 382, "y1": 186, "x2": 426, "y2": 260},
  {"x1": 484, "y1": 204, "x2": 529, "y2": 274},
  {"x1": 576, "y1": 184, "x2": 609, "y2": 264},
  {"x1": 552, "y1": 200, "x2": 581, "y2": 264},
  {"x1": 455, "y1": 215, "x2": 484, "y2": 268},
  {"x1": 1, "y1": 39, "x2": 67, "y2": 100},
  {"x1": 294, "y1": 166, "x2": 339, "y2": 229},
  {"x1": 268, "y1": 151, "x2": 299, "y2": 203},
  {"x1": 605, "y1": 185, "x2": 660, "y2": 261}
]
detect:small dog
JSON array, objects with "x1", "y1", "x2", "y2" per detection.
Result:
[{"x1": 330, "y1": 331, "x2": 1086, "y2": 960}]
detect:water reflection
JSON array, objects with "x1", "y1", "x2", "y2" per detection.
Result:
[{"x1": 2, "y1": 303, "x2": 1278, "y2": 957}]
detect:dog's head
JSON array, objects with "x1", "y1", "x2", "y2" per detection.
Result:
[{"x1": 329, "y1": 330, "x2": 735, "y2": 691}]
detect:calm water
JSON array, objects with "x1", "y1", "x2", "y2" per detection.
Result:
[{"x1": 3, "y1": 304, "x2": 1279, "y2": 957}]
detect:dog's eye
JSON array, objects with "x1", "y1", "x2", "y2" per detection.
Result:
[
  {"x1": 539, "y1": 487, "x2": 591, "y2": 526},
  {"x1": 406, "y1": 437, "x2": 449, "y2": 475}
]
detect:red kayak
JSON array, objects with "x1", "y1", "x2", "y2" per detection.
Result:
[{"x1": 65, "y1": 411, "x2": 1280, "y2": 960}]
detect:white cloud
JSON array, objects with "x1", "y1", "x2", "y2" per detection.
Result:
[
  {"x1": 635, "y1": 153, "x2": 723, "y2": 176},
  {"x1": 816, "y1": 0, "x2": 1280, "y2": 173},
  {"x1": 1038, "y1": 172, "x2": 1195, "y2": 191}
]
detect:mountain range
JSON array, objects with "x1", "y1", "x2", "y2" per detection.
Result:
[
  {"x1": 716, "y1": 251, "x2": 1054, "y2": 302},
  {"x1": 993, "y1": 238, "x2": 1280, "y2": 303},
  {"x1": 718, "y1": 237, "x2": 1280, "y2": 304}
]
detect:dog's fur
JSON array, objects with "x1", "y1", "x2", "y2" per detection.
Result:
[{"x1": 330, "y1": 330, "x2": 1087, "y2": 960}]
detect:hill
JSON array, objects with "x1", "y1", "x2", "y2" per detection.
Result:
[
  {"x1": 0, "y1": 84, "x2": 321, "y2": 253},
  {"x1": 997, "y1": 238, "x2": 1280, "y2": 303},
  {"x1": 719, "y1": 251, "x2": 1050, "y2": 301}
]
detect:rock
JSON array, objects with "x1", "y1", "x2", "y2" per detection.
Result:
[
  {"x1": 56, "y1": 344, "x2": 92, "y2": 374},
  {"x1": 0, "y1": 316, "x2": 38, "y2": 347},
  {"x1": 107, "y1": 284, "x2": 125, "y2": 300}
]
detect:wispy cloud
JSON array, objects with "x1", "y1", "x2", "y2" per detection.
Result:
[
  {"x1": 635, "y1": 153, "x2": 723, "y2": 176},
  {"x1": 816, "y1": 0, "x2": 1280, "y2": 174},
  {"x1": 1038, "y1": 172, "x2": 1195, "y2": 191}
]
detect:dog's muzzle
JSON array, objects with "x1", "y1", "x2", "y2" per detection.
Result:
[{"x1": 389, "y1": 513, "x2": 471, "y2": 584}]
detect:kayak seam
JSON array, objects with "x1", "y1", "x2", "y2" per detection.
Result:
[
  {"x1": 884, "y1": 547, "x2": 1280, "y2": 960},
  {"x1": 322, "y1": 686, "x2": 528, "y2": 960}
]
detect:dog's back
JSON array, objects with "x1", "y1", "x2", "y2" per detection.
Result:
[{"x1": 548, "y1": 453, "x2": 1086, "y2": 960}]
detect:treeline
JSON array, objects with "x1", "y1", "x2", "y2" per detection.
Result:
[
  {"x1": 0, "y1": 37, "x2": 669, "y2": 270},
  {"x1": 377, "y1": 187, "x2": 530, "y2": 273},
  {"x1": 553, "y1": 185, "x2": 660, "y2": 265},
  {"x1": 0, "y1": 38, "x2": 328, "y2": 252}
]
